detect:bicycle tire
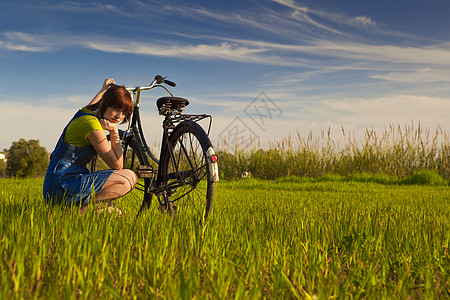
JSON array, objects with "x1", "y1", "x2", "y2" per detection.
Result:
[
  {"x1": 90, "y1": 136, "x2": 152, "y2": 217},
  {"x1": 159, "y1": 120, "x2": 215, "y2": 222}
]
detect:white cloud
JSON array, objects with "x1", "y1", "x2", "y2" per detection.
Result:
[
  {"x1": 370, "y1": 68, "x2": 450, "y2": 83},
  {"x1": 0, "y1": 32, "x2": 50, "y2": 52},
  {"x1": 271, "y1": 0, "x2": 375, "y2": 33},
  {"x1": 3, "y1": 29, "x2": 450, "y2": 96},
  {"x1": 269, "y1": 0, "x2": 346, "y2": 36},
  {"x1": 351, "y1": 16, "x2": 376, "y2": 26},
  {"x1": 84, "y1": 40, "x2": 267, "y2": 61},
  {"x1": 28, "y1": 1, "x2": 127, "y2": 15},
  {"x1": 271, "y1": 0, "x2": 300, "y2": 10},
  {"x1": 83, "y1": 37, "x2": 450, "y2": 74},
  {"x1": 5, "y1": 30, "x2": 450, "y2": 70},
  {"x1": 1, "y1": 32, "x2": 54, "y2": 52},
  {"x1": 311, "y1": 41, "x2": 450, "y2": 65},
  {"x1": 0, "y1": 42, "x2": 48, "y2": 52}
]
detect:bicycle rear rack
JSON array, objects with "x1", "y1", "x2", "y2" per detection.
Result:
[{"x1": 168, "y1": 114, "x2": 213, "y2": 135}]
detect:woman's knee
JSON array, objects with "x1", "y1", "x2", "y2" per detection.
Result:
[
  {"x1": 117, "y1": 169, "x2": 137, "y2": 190},
  {"x1": 124, "y1": 169, "x2": 137, "y2": 188}
]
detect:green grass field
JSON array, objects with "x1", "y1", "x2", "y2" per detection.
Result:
[{"x1": 1, "y1": 177, "x2": 450, "y2": 299}]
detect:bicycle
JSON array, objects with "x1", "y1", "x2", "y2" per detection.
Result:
[{"x1": 90, "y1": 75, "x2": 219, "y2": 222}]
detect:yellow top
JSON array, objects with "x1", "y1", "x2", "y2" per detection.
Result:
[{"x1": 63, "y1": 107, "x2": 103, "y2": 147}]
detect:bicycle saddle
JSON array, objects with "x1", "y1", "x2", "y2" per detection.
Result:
[{"x1": 157, "y1": 97, "x2": 189, "y2": 115}]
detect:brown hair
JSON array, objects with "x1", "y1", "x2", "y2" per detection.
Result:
[{"x1": 86, "y1": 85, "x2": 133, "y2": 124}]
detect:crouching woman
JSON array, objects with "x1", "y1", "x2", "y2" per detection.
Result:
[{"x1": 43, "y1": 78, "x2": 137, "y2": 213}]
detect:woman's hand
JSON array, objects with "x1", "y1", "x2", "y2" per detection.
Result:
[
  {"x1": 87, "y1": 78, "x2": 116, "y2": 107},
  {"x1": 100, "y1": 78, "x2": 116, "y2": 93},
  {"x1": 99, "y1": 118, "x2": 118, "y2": 133}
]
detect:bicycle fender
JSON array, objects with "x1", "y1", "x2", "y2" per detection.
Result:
[{"x1": 206, "y1": 147, "x2": 219, "y2": 182}]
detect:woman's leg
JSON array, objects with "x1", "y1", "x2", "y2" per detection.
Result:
[
  {"x1": 95, "y1": 169, "x2": 137, "y2": 202},
  {"x1": 80, "y1": 169, "x2": 137, "y2": 213}
]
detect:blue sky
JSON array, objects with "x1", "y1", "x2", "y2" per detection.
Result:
[{"x1": 2, "y1": 0, "x2": 450, "y2": 152}]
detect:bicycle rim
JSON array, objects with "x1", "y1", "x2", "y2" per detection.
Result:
[{"x1": 161, "y1": 121, "x2": 214, "y2": 222}]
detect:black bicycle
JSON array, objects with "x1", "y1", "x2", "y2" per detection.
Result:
[{"x1": 91, "y1": 75, "x2": 219, "y2": 222}]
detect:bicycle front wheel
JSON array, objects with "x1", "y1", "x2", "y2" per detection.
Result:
[
  {"x1": 160, "y1": 120, "x2": 216, "y2": 222},
  {"x1": 90, "y1": 137, "x2": 153, "y2": 217}
]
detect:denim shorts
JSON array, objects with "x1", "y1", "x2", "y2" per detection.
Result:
[{"x1": 46, "y1": 169, "x2": 114, "y2": 206}]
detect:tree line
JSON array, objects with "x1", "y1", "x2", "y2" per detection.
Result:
[{"x1": 0, "y1": 139, "x2": 49, "y2": 178}]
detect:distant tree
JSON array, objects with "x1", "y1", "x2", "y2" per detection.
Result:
[
  {"x1": 6, "y1": 139, "x2": 49, "y2": 178},
  {"x1": 0, "y1": 153, "x2": 6, "y2": 178}
]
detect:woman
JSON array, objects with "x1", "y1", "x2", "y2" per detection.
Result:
[{"x1": 43, "y1": 78, "x2": 137, "y2": 213}]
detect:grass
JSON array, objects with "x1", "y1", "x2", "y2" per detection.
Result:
[
  {"x1": 217, "y1": 123, "x2": 450, "y2": 180},
  {"x1": 1, "y1": 177, "x2": 450, "y2": 299}
]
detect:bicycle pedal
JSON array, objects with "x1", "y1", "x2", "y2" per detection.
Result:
[{"x1": 136, "y1": 165, "x2": 154, "y2": 178}]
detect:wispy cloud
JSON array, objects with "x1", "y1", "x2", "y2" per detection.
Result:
[
  {"x1": 84, "y1": 40, "x2": 270, "y2": 62},
  {"x1": 351, "y1": 16, "x2": 376, "y2": 26},
  {"x1": 0, "y1": 32, "x2": 50, "y2": 52},
  {"x1": 370, "y1": 68, "x2": 450, "y2": 83},
  {"x1": 21, "y1": 1, "x2": 128, "y2": 16},
  {"x1": 4, "y1": 29, "x2": 450, "y2": 88},
  {"x1": 272, "y1": 0, "x2": 375, "y2": 33},
  {"x1": 0, "y1": 41, "x2": 48, "y2": 52},
  {"x1": 3, "y1": 28, "x2": 450, "y2": 75},
  {"x1": 310, "y1": 41, "x2": 450, "y2": 65}
]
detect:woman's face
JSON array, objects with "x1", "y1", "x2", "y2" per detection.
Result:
[{"x1": 103, "y1": 107, "x2": 126, "y2": 124}]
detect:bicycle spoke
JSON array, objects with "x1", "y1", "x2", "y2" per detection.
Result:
[
  {"x1": 177, "y1": 133, "x2": 196, "y2": 172},
  {"x1": 114, "y1": 182, "x2": 147, "y2": 216},
  {"x1": 188, "y1": 132, "x2": 199, "y2": 167},
  {"x1": 171, "y1": 184, "x2": 209, "y2": 216}
]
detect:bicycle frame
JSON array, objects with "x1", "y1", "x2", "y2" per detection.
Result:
[{"x1": 123, "y1": 80, "x2": 214, "y2": 207}]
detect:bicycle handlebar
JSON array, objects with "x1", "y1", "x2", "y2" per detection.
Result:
[
  {"x1": 163, "y1": 79, "x2": 176, "y2": 87},
  {"x1": 125, "y1": 75, "x2": 176, "y2": 92},
  {"x1": 154, "y1": 75, "x2": 176, "y2": 87}
]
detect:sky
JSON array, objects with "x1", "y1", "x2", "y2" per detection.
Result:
[{"x1": 2, "y1": 0, "x2": 450, "y2": 152}]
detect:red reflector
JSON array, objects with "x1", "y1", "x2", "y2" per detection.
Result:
[{"x1": 211, "y1": 154, "x2": 218, "y2": 163}]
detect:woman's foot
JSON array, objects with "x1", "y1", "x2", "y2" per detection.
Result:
[
  {"x1": 80, "y1": 201, "x2": 123, "y2": 216},
  {"x1": 97, "y1": 202, "x2": 123, "y2": 216}
]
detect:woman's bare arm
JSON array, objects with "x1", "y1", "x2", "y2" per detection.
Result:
[
  {"x1": 87, "y1": 78, "x2": 116, "y2": 107},
  {"x1": 87, "y1": 123, "x2": 123, "y2": 170}
]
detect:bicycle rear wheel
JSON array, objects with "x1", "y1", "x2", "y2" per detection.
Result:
[
  {"x1": 160, "y1": 120, "x2": 216, "y2": 222},
  {"x1": 90, "y1": 137, "x2": 153, "y2": 217}
]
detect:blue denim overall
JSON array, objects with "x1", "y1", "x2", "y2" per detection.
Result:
[{"x1": 43, "y1": 109, "x2": 114, "y2": 205}]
